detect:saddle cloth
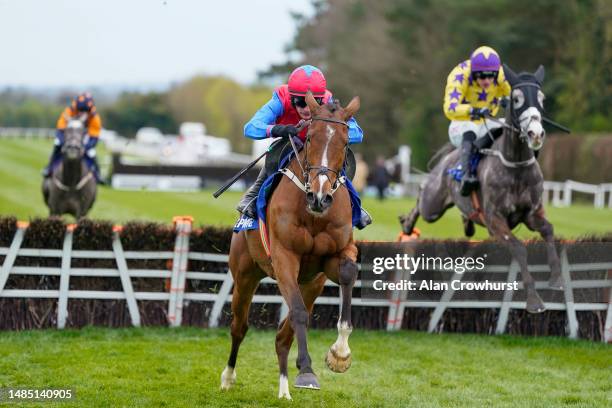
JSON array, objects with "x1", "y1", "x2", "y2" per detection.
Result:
[{"x1": 447, "y1": 154, "x2": 481, "y2": 182}]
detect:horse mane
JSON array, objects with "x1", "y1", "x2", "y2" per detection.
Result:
[
  {"x1": 323, "y1": 99, "x2": 342, "y2": 114},
  {"x1": 427, "y1": 143, "x2": 455, "y2": 171},
  {"x1": 517, "y1": 72, "x2": 539, "y2": 85}
]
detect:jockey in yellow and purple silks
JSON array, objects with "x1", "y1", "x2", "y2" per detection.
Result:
[
  {"x1": 42, "y1": 92, "x2": 104, "y2": 183},
  {"x1": 237, "y1": 65, "x2": 371, "y2": 229},
  {"x1": 443, "y1": 46, "x2": 511, "y2": 196}
]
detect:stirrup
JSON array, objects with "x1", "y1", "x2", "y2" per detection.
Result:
[
  {"x1": 356, "y1": 209, "x2": 372, "y2": 230},
  {"x1": 238, "y1": 196, "x2": 257, "y2": 219},
  {"x1": 460, "y1": 178, "x2": 478, "y2": 196}
]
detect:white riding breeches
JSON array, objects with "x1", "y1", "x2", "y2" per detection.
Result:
[{"x1": 448, "y1": 118, "x2": 505, "y2": 147}]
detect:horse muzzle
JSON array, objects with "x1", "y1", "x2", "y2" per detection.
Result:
[
  {"x1": 527, "y1": 123, "x2": 545, "y2": 151},
  {"x1": 306, "y1": 191, "x2": 334, "y2": 215},
  {"x1": 64, "y1": 145, "x2": 82, "y2": 160}
]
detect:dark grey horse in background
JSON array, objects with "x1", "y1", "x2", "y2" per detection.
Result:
[
  {"x1": 42, "y1": 117, "x2": 97, "y2": 218},
  {"x1": 400, "y1": 64, "x2": 562, "y2": 313}
]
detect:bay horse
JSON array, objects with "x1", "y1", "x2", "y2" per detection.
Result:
[
  {"x1": 42, "y1": 117, "x2": 97, "y2": 218},
  {"x1": 221, "y1": 93, "x2": 360, "y2": 399},
  {"x1": 400, "y1": 64, "x2": 562, "y2": 314}
]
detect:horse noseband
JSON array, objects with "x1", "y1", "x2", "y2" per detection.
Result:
[{"x1": 296, "y1": 116, "x2": 349, "y2": 195}]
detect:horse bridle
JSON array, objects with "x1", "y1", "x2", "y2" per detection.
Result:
[
  {"x1": 282, "y1": 116, "x2": 349, "y2": 196},
  {"x1": 480, "y1": 81, "x2": 544, "y2": 168},
  {"x1": 508, "y1": 82, "x2": 544, "y2": 143}
]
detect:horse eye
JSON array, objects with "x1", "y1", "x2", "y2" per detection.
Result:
[
  {"x1": 512, "y1": 89, "x2": 524, "y2": 109},
  {"x1": 537, "y1": 90, "x2": 545, "y2": 109}
]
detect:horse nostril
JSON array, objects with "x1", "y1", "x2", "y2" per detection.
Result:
[
  {"x1": 321, "y1": 193, "x2": 333, "y2": 208},
  {"x1": 306, "y1": 192, "x2": 316, "y2": 205}
]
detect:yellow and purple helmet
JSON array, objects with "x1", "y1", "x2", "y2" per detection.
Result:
[{"x1": 470, "y1": 46, "x2": 501, "y2": 73}]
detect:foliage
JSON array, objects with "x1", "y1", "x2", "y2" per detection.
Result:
[
  {"x1": 167, "y1": 75, "x2": 271, "y2": 153},
  {"x1": 101, "y1": 91, "x2": 178, "y2": 137},
  {"x1": 266, "y1": 0, "x2": 612, "y2": 168},
  {"x1": 0, "y1": 89, "x2": 62, "y2": 127}
]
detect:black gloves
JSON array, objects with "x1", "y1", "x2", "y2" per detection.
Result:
[
  {"x1": 270, "y1": 125, "x2": 298, "y2": 139},
  {"x1": 470, "y1": 107, "x2": 490, "y2": 120}
]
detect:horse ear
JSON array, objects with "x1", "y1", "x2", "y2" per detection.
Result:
[
  {"x1": 305, "y1": 91, "x2": 320, "y2": 114},
  {"x1": 502, "y1": 63, "x2": 519, "y2": 86},
  {"x1": 534, "y1": 65, "x2": 545, "y2": 84},
  {"x1": 343, "y1": 96, "x2": 360, "y2": 121}
]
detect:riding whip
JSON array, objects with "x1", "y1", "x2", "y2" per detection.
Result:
[
  {"x1": 542, "y1": 117, "x2": 571, "y2": 133},
  {"x1": 212, "y1": 120, "x2": 310, "y2": 198}
]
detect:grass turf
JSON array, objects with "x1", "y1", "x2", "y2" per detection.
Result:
[
  {"x1": 0, "y1": 327, "x2": 609, "y2": 407},
  {"x1": 0, "y1": 138, "x2": 610, "y2": 240}
]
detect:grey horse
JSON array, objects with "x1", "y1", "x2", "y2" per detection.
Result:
[
  {"x1": 42, "y1": 117, "x2": 97, "y2": 218},
  {"x1": 400, "y1": 64, "x2": 562, "y2": 313}
]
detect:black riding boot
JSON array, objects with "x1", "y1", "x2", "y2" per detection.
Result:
[
  {"x1": 90, "y1": 157, "x2": 105, "y2": 184},
  {"x1": 460, "y1": 131, "x2": 478, "y2": 196},
  {"x1": 237, "y1": 166, "x2": 268, "y2": 219},
  {"x1": 41, "y1": 145, "x2": 62, "y2": 177}
]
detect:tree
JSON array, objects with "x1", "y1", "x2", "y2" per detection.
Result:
[
  {"x1": 263, "y1": 0, "x2": 611, "y2": 168},
  {"x1": 101, "y1": 92, "x2": 177, "y2": 137},
  {"x1": 167, "y1": 76, "x2": 271, "y2": 153}
]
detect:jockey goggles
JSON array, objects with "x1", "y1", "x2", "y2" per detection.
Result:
[
  {"x1": 291, "y1": 95, "x2": 323, "y2": 109},
  {"x1": 473, "y1": 71, "x2": 498, "y2": 80}
]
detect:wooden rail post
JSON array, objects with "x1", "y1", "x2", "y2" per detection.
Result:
[
  {"x1": 112, "y1": 225, "x2": 141, "y2": 327},
  {"x1": 495, "y1": 260, "x2": 519, "y2": 334},
  {"x1": 168, "y1": 216, "x2": 193, "y2": 327},
  {"x1": 57, "y1": 224, "x2": 75, "y2": 329},
  {"x1": 0, "y1": 221, "x2": 27, "y2": 294},
  {"x1": 559, "y1": 247, "x2": 578, "y2": 339}
]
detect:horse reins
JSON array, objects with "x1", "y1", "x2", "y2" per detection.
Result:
[
  {"x1": 480, "y1": 81, "x2": 544, "y2": 168},
  {"x1": 282, "y1": 116, "x2": 349, "y2": 195}
]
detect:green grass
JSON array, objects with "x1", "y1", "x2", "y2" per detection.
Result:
[
  {"x1": 0, "y1": 328, "x2": 609, "y2": 407},
  {"x1": 0, "y1": 138, "x2": 610, "y2": 240}
]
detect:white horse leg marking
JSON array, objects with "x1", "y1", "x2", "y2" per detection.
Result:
[
  {"x1": 317, "y1": 125, "x2": 335, "y2": 201},
  {"x1": 278, "y1": 374, "x2": 292, "y2": 399},
  {"x1": 330, "y1": 320, "x2": 352, "y2": 358},
  {"x1": 220, "y1": 366, "x2": 236, "y2": 390}
]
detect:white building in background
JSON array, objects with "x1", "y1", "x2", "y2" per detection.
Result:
[{"x1": 159, "y1": 122, "x2": 233, "y2": 165}]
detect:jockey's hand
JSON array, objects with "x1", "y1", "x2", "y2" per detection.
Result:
[
  {"x1": 271, "y1": 125, "x2": 298, "y2": 139},
  {"x1": 470, "y1": 107, "x2": 490, "y2": 120}
]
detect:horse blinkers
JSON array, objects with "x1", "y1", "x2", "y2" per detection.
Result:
[{"x1": 504, "y1": 64, "x2": 547, "y2": 151}]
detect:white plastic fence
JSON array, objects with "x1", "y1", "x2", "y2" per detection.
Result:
[
  {"x1": 0, "y1": 220, "x2": 610, "y2": 342},
  {"x1": 0, "y1": 127, "x2": 55, "y2": 138},
  {"x1": 402, "y1": 176, "x2": 612, "y2": 209},
  {"x1": 542, "y1": 180, "x2": 612, "y2": 209}
]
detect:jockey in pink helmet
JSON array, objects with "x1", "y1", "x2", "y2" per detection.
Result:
[{"x1": 237, "y1": 65, "x2": 370, "y2": 228}]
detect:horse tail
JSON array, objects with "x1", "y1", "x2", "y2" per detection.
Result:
[{"x1": 427, "y1": 143, "x2": 455, "y2": 172}]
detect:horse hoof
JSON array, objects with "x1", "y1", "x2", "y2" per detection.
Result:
[
  {"x1": 294, "y1": 372, "x2": 320, "y2": 390},
  {"x1": 326, "y1": 348, "x2": 352, "y2": 373},
  {"x1": 220, "y1": 366, "x2": 236, "y2": 390},
  {"x1": 526, "y1": 298, "x2": 546, "y2": 314},
  {"x1": 548, "y1": 275, "x2": 563, "y2": 290}
]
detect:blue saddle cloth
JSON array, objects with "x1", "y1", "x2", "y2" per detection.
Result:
[
  {"x1": 448, "y1": 155, "x2": 481, "y2": 182},
  {"x1": 233, "y1": 151, "x2": 363, "y2": 233}
]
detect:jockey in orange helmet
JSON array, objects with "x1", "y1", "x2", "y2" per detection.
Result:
[
  {"x1": 237, "y1": 65, "x2": 371, "y2": 229},
  {"x1": 42, "y1": 92, "x2": 104, "y2": 183}
]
